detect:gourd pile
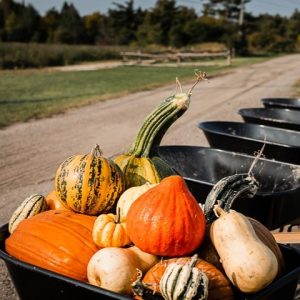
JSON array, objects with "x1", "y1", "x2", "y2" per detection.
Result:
[{"x1": 5, "y1": 74, "x2": 285, "y2": 300}]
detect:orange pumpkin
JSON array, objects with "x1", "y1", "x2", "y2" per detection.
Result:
[
  {"x1": 5, "y1": 210, "x2": 98, "y2": 282},
  {"x1": 126, "y1": 175, "x2": 206, "y2": 257},
  {"x1": 45, "y1": 190, "x2": 70, "y2": 211},
  {"x1": 142, "y1": 256, "x2": 234, "y2": 300},
  {"x1": 92, "y1": 209, "x2": 131, "y2": 248}
]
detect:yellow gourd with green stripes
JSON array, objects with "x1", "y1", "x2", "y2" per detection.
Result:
[{"x1": 55, "y1": 145, "x2": 125, "y2": 215}]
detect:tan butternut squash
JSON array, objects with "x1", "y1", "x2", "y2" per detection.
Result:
[{"x1": 210, "y1": 206, "x2": 278, "y2": 293}]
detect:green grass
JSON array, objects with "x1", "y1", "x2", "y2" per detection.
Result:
[{"x1": 0, "y1": 56, "x2": 274, "y2": 128}]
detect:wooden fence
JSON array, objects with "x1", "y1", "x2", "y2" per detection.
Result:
[{"x1": 120, "y1": 49, "x2": 232, "y2": 66}]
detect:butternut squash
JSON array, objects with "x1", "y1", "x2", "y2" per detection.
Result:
[{"x1": 210, "y1": 206, "x2": 278, "y2": 293}]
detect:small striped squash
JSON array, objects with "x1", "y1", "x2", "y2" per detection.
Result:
[
  {"x1": 8, "y1": 194, "x2": 48, "y2": 234},
  {"x1": 55, "y1": 145, "x2": 125, "y2": 215},
  {"x1": 160, "y1": 255, "x2": 209, "y2": 300}
]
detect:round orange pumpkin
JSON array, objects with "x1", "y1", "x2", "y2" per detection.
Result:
[
  {"x1": 5, "y1": 210, "x2": 98, "y2": 282},
  {"x1": 126, "y1": 175, "x2": 206, "y2": 257}
]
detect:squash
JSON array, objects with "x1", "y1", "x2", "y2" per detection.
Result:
[
  {"x1": 249, "y1": 217, "x2": 285, "y2": 276},
  {"x1": 45, "y1": 190, "x2": 69, "y2": 211},
  {"x1": 204, "y1": 173, "x2": 258, "y2": 224},
  {"x1": 116, "y1": 182, "x2": 157, "y2": 220},
  {"x1": 160, "y1": 254, "x2": 209, "y2": 300},
  {"x1": 141, "y1": 255, "x2": 234, "y2": 300},
  {"x1": 55, "y1": 145, "x2": 125, "y2": 215},
  {"x1": 92, "y1": 209, "x2": 131, "y2": 248},
  {"x1": 126, "y1": 175, "x2": 206, "y2": 257},
  {"x1": 114, "y1": 74, "x2": 206, "y2": 188},
  {"x1": 210, "y1": 205, "x2": 278, "y2": 293},
  {"x1": 198, "y1": 219, "x2": 285, "y2": 276},
  {"x1": 8, "y1": 194, "x2": 48, "y2": 233},
  {"x1": 87, "y1": 246, "x2": 159, "y2": 295},
  {"x1": 5, "y1": 210, "x2": 98, "y2": 282}
]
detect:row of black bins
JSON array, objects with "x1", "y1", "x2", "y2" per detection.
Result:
[{"x1": 1, "y1": 97, "x2": 300, "y2": 300}]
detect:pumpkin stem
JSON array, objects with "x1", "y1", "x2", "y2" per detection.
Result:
[
  {"x1": 189, "y1": 254, "x2": 199, "y2": 268},
  {"x1": 115, "y1": 207, "x2": 121, "y2": 224},
  {"x1": 187, "y1": 70, "x2": 207, "y2": 96},
  {"x1": 131, "y1": 269, "x2": 163, "y2": 299},
  {"x1": 175, "y1": 77, "x2": 183, "y2": 94},
  {"x1": 213, "y1": 204, "x2": 227, "y2": 218},
  {"x1": 91, "y1": 144, "x2": 103, "y2": 157}
]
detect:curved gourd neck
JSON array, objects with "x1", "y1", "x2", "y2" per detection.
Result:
[{"x1": 128, "y1": 93, "x2": 191, "y2": 158}]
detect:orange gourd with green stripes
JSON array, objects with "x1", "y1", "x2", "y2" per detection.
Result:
[{"x1": 55, "y1": 145, "x2": 125, "y2": 215}]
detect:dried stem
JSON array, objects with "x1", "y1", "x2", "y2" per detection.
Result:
[
  {"x1": 90, "y1": 144, "x2": 103, "y2": 157},
  {"x1": 175, "y1": 77, "x2": 183, "y2": 94},
  {"x1": 248, "y1": 143, "x2": 266, "y2": 176},
  {"x1": 188, "y1": 70, "x2": 208, "y2": 95}
]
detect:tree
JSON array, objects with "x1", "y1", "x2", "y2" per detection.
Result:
[
  {"x1": 107, "y1": 0, "x2": 144, "y2": 45},
  {"x1": 43, "y1": 8, "x2": 60, "y2": 43},
  {"x1": 83, "y1": 12, "x2": 108, "y2": 44},
  {"x1": 54, "y1": 2, "x2": 85, "y2": 44}
]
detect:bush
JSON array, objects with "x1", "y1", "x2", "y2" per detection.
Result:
[{"x1": 0, "y1": 43, "x2": 123, "y2": 69}]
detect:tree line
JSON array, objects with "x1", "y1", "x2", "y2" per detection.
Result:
[{"x1": 0, "y1": 0, "x2": 300, "y2": 54}]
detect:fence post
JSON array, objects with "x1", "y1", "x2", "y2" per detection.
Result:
[{"x1": 227, "y1": 49, "x2": 232, "y2": 66}]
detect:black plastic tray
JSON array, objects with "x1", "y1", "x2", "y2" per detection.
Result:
[
  {"x1": 157, "y1": 145, "x2": 300, "y2": 229},
  {"x1": 1, "y1": 223, "x2": 300, "y2": 300},
  {"x1": 262, "y1": 98, "x2": 300, "y2": 110},
  {"x1": 198, "y1": 121, "x2": 300, "y2": 165},
  {"x1": 239, "y1": 108, "x2": 300, "y2": 131}
]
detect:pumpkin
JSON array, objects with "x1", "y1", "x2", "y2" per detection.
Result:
[
  {"x1": 45, "y1": 190, "x2": 69, "y2": 211},
  {"x1": 55, "y1": 145, "x2": 125, "y2": 215},
  {"x1": 126, "y1": 175, "x2": 206, "y2": 257},
  {"x1": 210, "y1": 206, "x2": 278, "y2": 293},
  {"x1": 92, "y1": 209, "x2": 131, "y2": 248},
  {"x1": 159, "y1": 254, "x2": 209, "y2": 300},
  {"x1": 8, "y1": 194, "x2": 48, "y2": 233},
  {"x1": 141, "y1": 255, "x2": 234, "y2": 300},
  {"x1": 116, "y1": 182, "x2": 157, "y2": 220},
  {"x1": 114, "y1": 74, "x2": 206, "y2": 189},
  {"x1": 87, "y1": 246, "x2": 159, "y2": 295},
  {"x1": 5, "y1": 210, "x2": 98, "y2": 282}
]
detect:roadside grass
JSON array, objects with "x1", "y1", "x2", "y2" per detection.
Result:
[
  {"x1": 294, "y1": 80, "x2": 300, "y2": 97},
  {"x1": 0, "y1": 56, "x2": 274, "y2": 128}
]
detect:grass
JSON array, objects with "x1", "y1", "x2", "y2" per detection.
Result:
[
  {"x1": 294, "y1": 80, "x2": 300, "y2": 98},
  {"x1": 0, "y1": 56, "x2": 274, "y2": 128}
]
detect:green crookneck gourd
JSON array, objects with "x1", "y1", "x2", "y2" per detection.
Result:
[{"x1": 114, "y1": 73, "x2": 206, "y2": 188}]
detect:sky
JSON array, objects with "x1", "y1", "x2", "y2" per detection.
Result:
[{"x1": 17, "y1": 0, "x2": 300, "y2": 17}]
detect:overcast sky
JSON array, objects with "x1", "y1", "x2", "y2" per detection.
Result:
[{"x1": 17, "y1": 0, "x2": 300, "y2": 17}]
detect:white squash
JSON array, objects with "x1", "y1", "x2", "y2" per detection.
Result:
[
  {"x1": 116, "y1": 182, "x2": 156, "y2": 220},
  {"x1": 210, "y1": 206, "x2": 278, "y2": 293},
  {"x1": 87, "y1": 246, "x2": 158, "y2": 295}
]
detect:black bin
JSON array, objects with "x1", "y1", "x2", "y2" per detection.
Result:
[
  {"x1": 198, "y1": 121, "x2": 300, "y2": 165},
  {"x1": 1, "y1": 223, "x2": 300, "y2": 300}
]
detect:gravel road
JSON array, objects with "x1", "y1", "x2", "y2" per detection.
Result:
[{"x1": 1, "y1": 54, "x2": 300, "y2": 299}]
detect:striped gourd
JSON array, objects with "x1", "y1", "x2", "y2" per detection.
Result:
[
  {"x1": 114, "y1": 74, "x2": 206, "y2": 188},
  {"x1": 8, "y1": 194, "x2": 48, "y2": 233},
  {"x1": 160, "y1": 255, "x2": 209, "y2": 300},
  {"x1": 55, "y1": 145, "x2": 125, "y2": 215}
]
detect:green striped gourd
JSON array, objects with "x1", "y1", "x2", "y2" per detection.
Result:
[
  {"x1": 160, "y1": 254, "x2": 209, "y2": 300},
  {"x1": 55, "y1": 145, "x2": 125, "y2": 215},
  {"x1": 114, "y1": 74, "x2": 206, "y2": 188},
  {"x1": 9, "y1": 194, "x2": 48, "y2": 233}
]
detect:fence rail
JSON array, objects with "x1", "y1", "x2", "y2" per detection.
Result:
[{"x1": 120, "y1": 49, "x2": 232, "y2": 65}]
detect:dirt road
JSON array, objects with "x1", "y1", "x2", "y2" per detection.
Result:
[{"x1": 1, "y1": 54, "x2": 300, "y2": 299}]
